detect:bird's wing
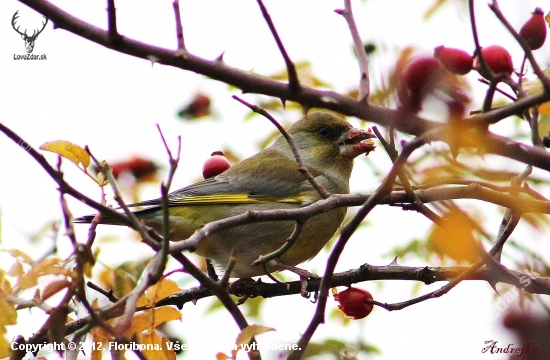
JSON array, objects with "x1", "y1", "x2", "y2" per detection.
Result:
[{"x1": 130, "y1": 149, "x2": 318, "y2": 207}]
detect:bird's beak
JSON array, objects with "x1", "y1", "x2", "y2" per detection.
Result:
[{"x1": 339, "y1": 126, "x2": 376, "y2": 158}]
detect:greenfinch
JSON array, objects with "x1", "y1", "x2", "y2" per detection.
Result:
[{"x1": 75, "y1": 112, "x2": 376, "y2": 278}]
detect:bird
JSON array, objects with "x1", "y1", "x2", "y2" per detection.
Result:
[{"x1": 74, "y1": 112, "x2": 376, "y2": 278}]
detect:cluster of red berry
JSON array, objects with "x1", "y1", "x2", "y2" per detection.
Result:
[
  {"x1": 334, "y1": 8, "x2": 547, "y2": 322},
  {"x1": 398, "y1": 8, "x2": 547, "y2": 115}
]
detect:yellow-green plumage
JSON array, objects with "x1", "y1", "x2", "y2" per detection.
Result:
[{"x1": 75, "y1": 112, "x2": 375, "y2": 277}]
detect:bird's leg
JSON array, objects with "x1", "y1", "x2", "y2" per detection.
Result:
[
  {"x1": 274, "y1": 262, "x2": 320, "y2": 298},
  {"x1": 228, "y1": 277, "x2": 256, "y2": 304},
  {"x1": 205, "y1": 259, "x2": 219, "y2": 281}
]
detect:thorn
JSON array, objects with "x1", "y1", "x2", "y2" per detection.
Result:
[
  {"x1": 279, "y1": 98, "x2": 286, "y2": 108},
  {"x1": 389, "y1": 256, "x2": 399, "y2": 265},
  {"x1": 215, "y1": 51, "x2": 225, "y2": 62},
  {"x1": 334, "y1": 9, "x2": 344, "y2": 15},
  {"x1": 488, "y1": 280, "x2": 500, "y2": 295},
  {"x1": 147, "y1": 55, "x2": 160, "y2": 68}
]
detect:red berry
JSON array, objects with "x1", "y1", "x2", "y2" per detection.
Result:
[
  {"x1": 178, "y1": 93, "x2": 211, "y2": 119},
  {"x1": 476, "y1": 45, "x2": 514, "y2": 76},
  {"x1": 334, "y1": 287, "x2": 374, "y2": 320},
  {"x1": 519, "y1": 8, "x2": 547, "y2": 50},
  {"x1": 98, "y1": 156, "x2": 159, "y2": 181},
  {"x1": 434, "y1": 46, "x2": 473, "y2": 75},
  {"x1": 202, "y1": 151, "x2": 231, "y2": 179},
  {"x1": 398, "y1": 56, "x2": 445, "y2": 112}
]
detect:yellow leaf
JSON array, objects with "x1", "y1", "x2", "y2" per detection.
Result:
[
  {"x1": 91, "y1": 333, "x2": 106, "y2": 360},
  {"x1": 138, "y1": 332, "x2": 163, "y2": 360},
  {"x1": 32, "y1": 258, "x2": 62, "y2": 275},
  {"x1": 7, "y1": 249, "x2": 33, "y2": 264},
  {"x1": 236, "y1": 324, "x2": 275, "y2": 346},
  {"x1": 538, "y1": 102, "x2": 550, "y2": 116},
  {"x1": 83, "y1": 261, "x2": 93, "y2": 278},
  {"x1": 216, "y1": 352, "x2": 230, "y2": 360},
  {"x1": 0, "y1": 270, "x2": 11, "y2": 294},
  {"x1": 522, "y1": 67, "x2": 550, "y2": 115},
  {"x1": 232, "y1": 324, "x2": 275, "y2": 358},
  {"x1": 0, "y1": 296, "x2": 17, "y2": 326},
  {"x1": 42, "y1": 279, "x2": 71, "y2": 301},
  {"x1": 427, "y1": 210, "x2": 480, "y2": 263},
  {"x1": 0, "y1": 334, "x2": 11, "y2": 359},
  {"x1": 160, "y1": 336, "x2": 177, "y2": 360},
  {"x1": 92, "y1": 325, "x2": 113, "y2": 345},
  {"x1": 17, "y1": 273, "x2": 38, "y2": 290},
  {"x1": 7, "y1": 261, "x2": 24, "y2": 277},
  {"x1": 136, "y1": 294, "x2": 150, "y2": 308},
  {"x1": 150, "y1": 307, "x2": 182, "y2": 326},
  {"x1": 125, "y1": 307, "x2": 182, "y2": 337},
  {"x1": 147, "y1": 279, "x2": 180, "y2": 303},
  {"x1": 137, "y1": 332, "x2": 176, "y2": 360},
  {"x1": 139, "y1": 279, "x2": 180, "y2": 307},
  {"x1": 40, "y1": 140, "x2": 90, "y2": 168},
  {"x1": 91, "y1": 345, "x2": 103, "y2": 360}
]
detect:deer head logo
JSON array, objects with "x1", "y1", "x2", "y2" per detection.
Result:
[{"x1": 11, "y1": 11, "x2": 48, "y2": 54}]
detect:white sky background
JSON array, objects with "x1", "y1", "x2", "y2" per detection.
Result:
[{"x1": 1, "y1": 0, "x2": 550, "y2": 359}]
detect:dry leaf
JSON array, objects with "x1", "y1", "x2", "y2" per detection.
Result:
[{"x1": 40, "y1": 140, "x2": 90, "y2": 168}]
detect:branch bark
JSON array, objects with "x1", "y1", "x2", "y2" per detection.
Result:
[{"x1": 16, "y1": 0, "x2": 550, "y2": 174}]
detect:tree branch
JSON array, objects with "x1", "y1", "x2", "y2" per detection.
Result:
[
  {"x1": 16, "y1": 0, "x2": 550, "y2": 174},
  {"x1": 256, "y1": 0, "x2": 299, "y2": 92}
]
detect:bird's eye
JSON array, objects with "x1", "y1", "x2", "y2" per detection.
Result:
[{"x1": 318, "y1": 127, "x2": 330, "y2": 137}]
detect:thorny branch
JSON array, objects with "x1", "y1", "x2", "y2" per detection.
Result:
[
  {"x1": 16, "y1": 0, "x2": 550, "y2": 173},
  {"x1": 6, "y1": 1, "x2": 550, "y2": 359},
  {"x1": 290, "y1": 128, "x2": 439, "y2": 360}
]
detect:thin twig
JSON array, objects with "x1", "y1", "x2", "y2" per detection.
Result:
[
  {"x1": 289, "y1": 129, "x2": 438, "y2": 360},
  {"x1": 256, "y1": 0, "x2": 299, "y2": 92},
  {"x1": 476, "y1": 78, "x2": 517, "y2": 101},
  {"x1": 232, "y1": 95, "x2": 330, "y2": 198},
  {"x1": 106, "y1": 0, "x2": 119, "y2": 43},
  {"x1": 254, "y1": 221, "x2": 305, "y2": 268},
  {"x1": 372, "y1": 126, "x2": 442, "y2": 224},
  {"x1": 335, "y1": 0, "x2": 370, "y2": 101},
  {"x1": 482, "y1": 76, "x2": 500, "y2": 113},
  {"x1": 468, "y1": 0, "x2": 498, "y2": 83},
  {"x1": 530, "y1": 106, "x2": 543, "y2": 147},
  {"x1": 493, "y1": 166, "x2": 531, "y2": 260},
  {"x1": 375, "y1": 210, "x2": 521, "y2": 312},
  {"x1": 170, "y1": 252, "x2": 262, "y2": 360},
  {"x1": 156, "y1": 125, "x2": 182, "y2": 282},
  {"x1": 172, "y1": 0, "x2": 185, "y2": 50}
]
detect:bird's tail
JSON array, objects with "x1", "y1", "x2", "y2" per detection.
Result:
[
  {"x1": 72, "y1": 214, "x2": 124, "y2": 225},
  {"x1": 72, "y1": 215, "x2": 95, "y2": 224},
  {"x1": 73, "y1": 206, "x2": 161, "y2": 225}
]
